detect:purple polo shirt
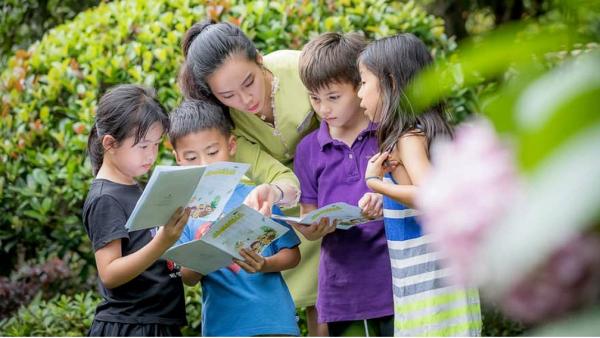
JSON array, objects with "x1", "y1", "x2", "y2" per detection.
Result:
[{"x1": 294, "y1": 121, "x2": 393, "y2": 323}]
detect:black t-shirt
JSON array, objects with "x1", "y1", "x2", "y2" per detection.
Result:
[{"x1": 82, "y1": 179, "x2": 186, "y2": 325}]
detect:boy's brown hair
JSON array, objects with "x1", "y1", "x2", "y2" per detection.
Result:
[{"x1": 299, "y1": 32, "x2": 367, "y2": 92}]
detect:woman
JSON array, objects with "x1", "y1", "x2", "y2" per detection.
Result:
[{"x1": 178, "y1": 20, "x2": 325, "y2": 335}]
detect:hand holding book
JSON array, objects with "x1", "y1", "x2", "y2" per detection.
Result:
[
  {"x1": 271, "y1": 202, "x2": 381, "y2": 230},
  {"x1": 234, "y1": 248, "x2": 268, "y2": 273},
  {"x1": 290, "y1": 217, "x2": 338, "y2": 241}
]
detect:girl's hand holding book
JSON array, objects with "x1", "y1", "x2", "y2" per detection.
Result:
[{"x1": 157, "y1": 207, "x2": 190, "y2": 245}]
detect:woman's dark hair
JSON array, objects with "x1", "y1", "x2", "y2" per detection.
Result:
[
  {"x1": 359, "y1": 33, "x2": 453, "y2": 155},
  {"x1": 178, "y1": 20, "x2": 258, "y2": 101},
  {"x1": 87, "y1": 84, "x2": 169, "y2": 175}
]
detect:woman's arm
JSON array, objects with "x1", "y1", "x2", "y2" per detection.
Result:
[
  {"x1": 366, "y1": 135, "x2": 430, "y2": 208},
  {"x1": 236, "y1": 136, "x2": 300, "y2": 211},
  {"x1": 94, "y1": 207, "x2": 190, "y2": 289}
]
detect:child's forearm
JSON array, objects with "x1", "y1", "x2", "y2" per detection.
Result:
[
  {"x1": 367, "y1": 179, "x2": 417, "y2": 208},
  {"x1": 181, "y1": 267, "x2": 203, "y2": 286},
  {"x1": 97, "y1": 232, "x2": 173, "y2": 289},
  {"x1": 261, "y1": 247, "x2": 301, "y2": 273}
]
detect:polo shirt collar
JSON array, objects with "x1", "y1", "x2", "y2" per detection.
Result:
[{"x1": 317, "y1": 121, "x2": 378, "y2": 151}]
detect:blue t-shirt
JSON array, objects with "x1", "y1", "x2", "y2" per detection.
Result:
[{"x1": 177, "y1": 184, "x2": 301, "y2": 336}]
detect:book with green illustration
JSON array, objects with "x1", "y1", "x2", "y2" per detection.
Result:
[
  {"x1": 162, "y1": 204, "x2": 289, "y2": 275},
  {"x1": 125, "y1": 162, "x2": 249, "y2": 231},
  {"x1": 271, "y1": 202, "x2": 379, "y2": 230}
]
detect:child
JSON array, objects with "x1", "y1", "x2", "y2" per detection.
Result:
[
  {"x1": 357, "y1": 33, "x2": 482, "y2": 336},
  {"x1": 82, "y1": 84, "x2": 191, "y2": 336},
  {"x1": 294, "y1": 32, "x2": 394, "y2": 336},
  {"x1": 168, "y1": 99, "x2": 301, "y2": 336}
]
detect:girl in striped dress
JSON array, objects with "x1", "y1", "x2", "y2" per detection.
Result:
[{"x1": 357, "y1": 33, "x2": 482, "y2": 336}]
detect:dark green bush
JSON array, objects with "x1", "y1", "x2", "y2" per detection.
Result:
[
  {"x1": 0, "y1": 253, "x2": 94, "y2": 319},
  {"x1": 0, "y1": 291, "x2": 98, "y2": 336},
  {"x1": 0, "y1": 257, "x2": 70, "y2": 318},
  {"x1": 0, "y1": 0, "x2": 453, "y2": 277},
  {"x1": 0, "y1": 0, "x2": 101, "y2": 67},
  {"x1": 2, "y1": 0, "x2": 516, "y2": 335},
  {"x1": 0, "y1": 285, "x2": 203, "y2": 336}
]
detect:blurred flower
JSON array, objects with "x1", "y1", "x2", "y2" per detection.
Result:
[
  {"x1": 501, "y1": 232, "x2": 600, "y2": 324},
  {"x1": 416, "y1": 118, "x2": 521, "y2": 284}
]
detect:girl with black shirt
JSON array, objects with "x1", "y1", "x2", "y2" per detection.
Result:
[{"x1": 82, "y1": 85, "x2": 190, "y2": 336}]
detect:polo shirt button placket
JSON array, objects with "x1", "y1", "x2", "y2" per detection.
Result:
[{"x1": 349, "y1": 151, "x2": 359, "y2": 177}]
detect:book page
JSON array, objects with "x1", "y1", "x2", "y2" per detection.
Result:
[
  {"x1": 270, "y1": 214, "x2": 302, "y2": 223},
  {"x1": 162, "y1": 238, "x2": 234, "y2": 275},
  {"x1": 126, "y1": 166, "x2": 206, "y2": 231},
  {"x1": 202, "y1": 205, "x2": 289, "y2": 259},
  {"x1": 187, "y1": 162, "x2": 249, "y2": 222},
  {"x1": 300, "y1": 202, "x2": 378, "y2": 229}
]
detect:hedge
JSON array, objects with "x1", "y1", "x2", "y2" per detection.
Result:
[
  {"x1": 0, "y1": 0, "x2": 101, "y2": 67},
  {"x1": 0, "y1": 1, "x2": 530, "y2": 335},
  {"x1": 0, "y1": 285, "x2": 202, "y2": 336},
  {"x1": 0, "y1": 0, "x2": 453, "y2": 277}
]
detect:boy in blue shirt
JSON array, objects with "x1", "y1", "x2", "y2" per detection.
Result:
[{"x1": 169, "y1": 100, "x2": 301, "y2": 336}]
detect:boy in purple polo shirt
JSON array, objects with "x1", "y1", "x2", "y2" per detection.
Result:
[{"x1": 295, "y1": 32, "x2": 394, "y2": 336}]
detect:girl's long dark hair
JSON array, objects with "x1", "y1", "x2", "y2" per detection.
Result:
[
  {"x1": 359, "y1": 33, "x2": 453, "y2": 155},
  {"x1": 86, "y1": 84, "x2": 169, "y2": 176}
]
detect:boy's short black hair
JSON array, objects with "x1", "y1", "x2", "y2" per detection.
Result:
[
  {"x1": 169, "y1": 99, "x2": 233, "y2": 149},
  {"x1": 299, "y1": 32, "x2": 367, "y2": 92}
]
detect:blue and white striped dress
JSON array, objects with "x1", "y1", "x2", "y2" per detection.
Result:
[{"x1": 383, "y1": 174, "x2": 482, "y2": 336}]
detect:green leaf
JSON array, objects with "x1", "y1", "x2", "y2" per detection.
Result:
[
  {"x1": 407, "y1": 23, "x2": 582, "y2": 112},
  {"x1": 31, "y1": 168, "x2": 49, "y2": 186}
]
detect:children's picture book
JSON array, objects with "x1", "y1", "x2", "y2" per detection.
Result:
[
  {"x1": 125, "y1": 162, "x2": 249, "y2": 231},
  {"x1": 271, "y1": 202, "x2": 379, "y2": 230},
  {"x1": 162, "y1": 204, "x2": 289, "y2": 275}
]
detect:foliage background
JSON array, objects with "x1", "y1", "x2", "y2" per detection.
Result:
[
  {"x1": 0, "y1": 0, "x2": 555, "y2": 335},
  {"x1": 0, "y1": 0, "x2": 101, "y2": 67}
]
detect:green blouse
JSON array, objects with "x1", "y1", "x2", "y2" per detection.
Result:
[{"x1": 231, "y1": 50, "x2": 319, "y2": 188}]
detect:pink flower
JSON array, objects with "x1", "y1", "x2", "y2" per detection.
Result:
[
  {"x1": 415, "y1": 118, "x2": 521, "y2": 285},
  {"x1": 501, "y1": 233, "x2": 600, "y2": 324}
]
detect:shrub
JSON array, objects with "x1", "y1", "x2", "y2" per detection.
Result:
[
  {"x1": 0, "y1": 291, "x2": 98, "y2": 336},
  {"x1": 0, "y1": 285, "x2": 203, "y2": 336},
  {"x1": 0, "y1": 0, "x2": 453, "y2": 277},
  {"x1": 0, "y1": 0, "x2": 101, "y2": 67},
  {"x1": 0, "y1": 257, "x2": 70, "y2": 319},
  {"x1": 0, "y1": 253, "x2": 95, "y2": 320}
]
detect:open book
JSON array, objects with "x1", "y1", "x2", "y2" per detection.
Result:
[
  {"x1": 125, "y1": 162, "x2": 249, "y2": 231},
  {"x1": 162, "y1": 204, "x2": 289, "y2": 275},
  {"x1": 271, "y1": 202, "x2": 379, "y2": 230}
]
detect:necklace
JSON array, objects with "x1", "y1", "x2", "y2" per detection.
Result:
[
  {"x1": 256, "y1": 75, "x2": 279, "y2": 124},
  {"x1": 267, "y1": 76, "x2": 279, "y2": 125},
  {"x1": 261, "y1": 75, "x2": 292, "y2": 158}
]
